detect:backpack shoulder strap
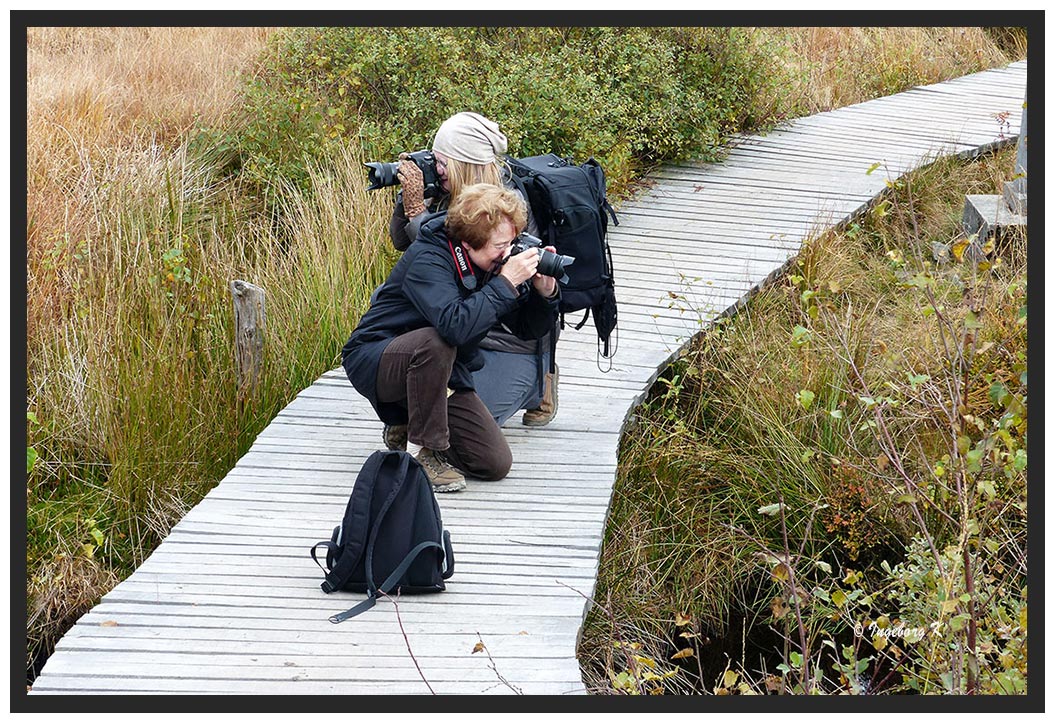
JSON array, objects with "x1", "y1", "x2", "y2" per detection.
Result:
[
  {"x1": 506, "y1": 166, "x2": 529, "y2": 197},
  {"x1": 320, "y1": 450, "x2": 388, "y2": 593},
  {"x1": 362, "y1": 452, "x2": 414, "y2": 593},
  {"x1": 328, "y1": 539, "x2": 445, "y2": 623}
]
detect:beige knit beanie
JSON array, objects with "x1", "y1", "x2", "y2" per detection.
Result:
[{"x1": 432, "y1": 112, "x2": 508, "y2": 164}]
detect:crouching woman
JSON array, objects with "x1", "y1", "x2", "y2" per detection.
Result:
[{"x1": 341, "y1": 184, "x2": 559, "y2": 492}]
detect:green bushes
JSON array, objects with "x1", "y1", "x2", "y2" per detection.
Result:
[{"x1": 204, "y1": 27, "x2": 793, "y2": 200}]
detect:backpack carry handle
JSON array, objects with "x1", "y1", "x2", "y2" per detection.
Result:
[
  {"x1": 442, "y1": 529, "x2": 455, "y2": 580},
  {"x1": 310, "y1": 540, "x2": 338, "y2": 575}
]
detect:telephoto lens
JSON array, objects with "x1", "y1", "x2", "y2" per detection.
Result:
[
  {"x1": 364, "y1": 162, "x2": 400, "y2": 190},
  {"x1": 364, "y1": 149, "x2": 443, "y2": 197}
]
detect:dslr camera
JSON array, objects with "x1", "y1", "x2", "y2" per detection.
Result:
[
  {"x1": 509, "y1": 232, "x2": 574, "y2": 284},
  {"x1": 364, "y1": 149, "x2": 444, "y2": 199}
]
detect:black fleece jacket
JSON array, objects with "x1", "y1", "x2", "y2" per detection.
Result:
[{"x1": 341, "y1": 214, "x2": 559, "y2": 424}]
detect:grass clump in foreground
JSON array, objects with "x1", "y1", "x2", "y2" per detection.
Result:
[{"x1": 580, "y1": 147, "x2": 1027, "y2": 695}]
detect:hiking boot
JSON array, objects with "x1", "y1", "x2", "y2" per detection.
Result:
[
  {"x1": 382, "y1": 424, "x2": 408, "y2": 451},
  {"x1": 522, "y1": 365, "x2": 559, "y2": 426},
  {"x1": 415, "y1": 447, "x2": 466, "y2": 493}
]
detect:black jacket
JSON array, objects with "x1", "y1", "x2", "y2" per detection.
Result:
[{"x1": 342, "y1": 214, "x2": 559, "y2": 424}]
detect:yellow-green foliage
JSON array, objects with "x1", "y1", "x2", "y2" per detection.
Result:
[
  {"x1": 200, "y1": 26, "x2": 1019, "y2": 205},
  {"x1": 200, "y1": 27, "x2": 793, "y2": 200}
]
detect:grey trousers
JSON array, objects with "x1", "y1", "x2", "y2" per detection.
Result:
[
  {"x1": 375, "y1": 327, "x2": 512, "y2": 481},
  {"x1": 472, "y1": 347, "x2": 548, "y2": 426}
]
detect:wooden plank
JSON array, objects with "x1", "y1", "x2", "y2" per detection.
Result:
[
  {"x1": 42, "y1": 650, "x2": 584, "y2": 678},
  {"x1": 100, "y1": 590, "x2": 592, "y2": 618},
  {"x1": 57, "y1": 627, "x2": 578, "y2": 655},
  {"x1": 154, "y1": 538, "x2": 603, "y2": 563},
  {"x1": 136, "y1": 556, "x2": 598, "y2": 582},
  {"x1": 132, "y1": 559, "x2": 598, "y2": 587},
  {"x1": 30, "y1": 677, "x2": 586, "y2": 695},
  {"x1": 74, "y1": 607, "x2": 592, "y2": 633},
  {"x1": 109, "y1": 574, "x2": 598, "y2": 598}
]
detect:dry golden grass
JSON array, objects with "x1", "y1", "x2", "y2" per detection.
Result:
[
  {"x1": 27, "y1": 27, "x2": 272, "y2": 145},
  {"x1": 756, "y1": 27, "x2": 1016, "y2": 114},
  {"x1": 26, "y1": 27, "x2": 275, "y2": 307}
]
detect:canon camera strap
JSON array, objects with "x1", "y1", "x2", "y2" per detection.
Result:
[{"x1": 448, "y1": 240, "x2": 477, "y2": 291}]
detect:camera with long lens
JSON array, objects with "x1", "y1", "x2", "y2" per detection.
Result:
[
  {"x1": 509, "y1": 232, "x2": 574, "y2": 284},
  {"x1": 364, "y1": 149, "x2": 444, "y2": 198}
]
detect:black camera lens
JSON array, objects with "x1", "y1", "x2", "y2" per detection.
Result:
[
  {"x1": 364, "y1": 149, "x2": 443, "y2": 198},
  {"x1": 510, "y1": 233, "x2": 574, "y2": 283},
  {"x1": 538, "y1": 249, "x2": 575, "y2": 281},
  {"x1": 365, "y1": 162, "x2": 400, "y2": 191}
]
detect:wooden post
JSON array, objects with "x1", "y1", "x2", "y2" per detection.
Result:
[{"x1": 230, "y1": 280, "x2": 265, "y2": 399}]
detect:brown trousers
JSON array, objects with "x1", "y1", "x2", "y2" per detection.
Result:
[{"x1": 375, "y1": 327, "x2": 512, "y2": 481}]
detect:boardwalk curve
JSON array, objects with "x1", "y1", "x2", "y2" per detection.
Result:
[{"x1": 31, "y1": 61, "x2": 1026, "y2": 696}]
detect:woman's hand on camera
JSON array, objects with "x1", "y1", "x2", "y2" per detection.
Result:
[
  {"x1": 531, "y1": 246, "x2": 559, "y2": 298},
  {"x1": 498, "y1": 247, "x2": 540, "y2": 287},
  {"x1": 397, "y1": 154, "x2": 426, "y2": 218}
]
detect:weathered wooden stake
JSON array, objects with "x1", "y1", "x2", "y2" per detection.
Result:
[{"x1": 230, "y1": 280, "x2": 265, "y2": 399}]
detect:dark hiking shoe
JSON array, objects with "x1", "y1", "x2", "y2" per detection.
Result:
[
  {"x1": 416, "y1": 447, "x2": 466, "y2": 493},
  {"x1": 382, "y1": 424, "x2": 408, "y2": 451}
]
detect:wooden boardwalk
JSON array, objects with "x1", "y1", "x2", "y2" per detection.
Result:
[{"x1": 30, "y1": 61, "x2": 1026, "y2": 696}]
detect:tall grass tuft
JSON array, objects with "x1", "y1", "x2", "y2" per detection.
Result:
[{"x1": 754, "y1": 27, "x2": 1015, "y2": 114}]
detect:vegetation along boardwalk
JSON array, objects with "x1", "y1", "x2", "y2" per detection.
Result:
[{"x1": 31, "y1": 61, "x2": 1026, "y2": 696}]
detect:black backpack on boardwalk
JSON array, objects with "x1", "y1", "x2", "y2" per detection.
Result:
[
  {"x1": 310, "y1": 450, "x2": 454, "y2": 623},
  {"x1": 507, "y1": 153, "x2": 620, "y2": 360}
]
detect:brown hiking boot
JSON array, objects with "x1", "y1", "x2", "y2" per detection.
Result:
[
  {"x1": 522, "y1": 365, "x2": 558, "y2": 426},
  {"x1": 415, "y1": 447, "x2": 466, "y2": 493},
  {"x1": 382, "y1": 424, "x2": 408, "y2": 451}
]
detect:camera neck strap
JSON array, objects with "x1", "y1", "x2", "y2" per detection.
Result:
[{"x1": 447, "y1": 240, "x2": 477, "y2": 290}]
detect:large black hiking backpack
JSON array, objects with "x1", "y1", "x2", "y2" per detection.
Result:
[
  {"x1": 310, "y1": 450, "x2": 454, "y2": 623},
  {"x1": 507, "y1": 154, "x2": 619, "y2": 360}
]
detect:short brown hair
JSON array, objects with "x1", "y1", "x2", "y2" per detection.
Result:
[{"x1": 445, "y1": 184, "x2": 527, "y2": 250}]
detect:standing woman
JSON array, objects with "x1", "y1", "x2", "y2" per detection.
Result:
[{"x1": 386, "y1": 112, "x2": 559, "y2": 442}]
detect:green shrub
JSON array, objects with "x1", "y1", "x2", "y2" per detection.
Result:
[{"x1": 198, "y1": 27, "x2": 794, "y2": 202}]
